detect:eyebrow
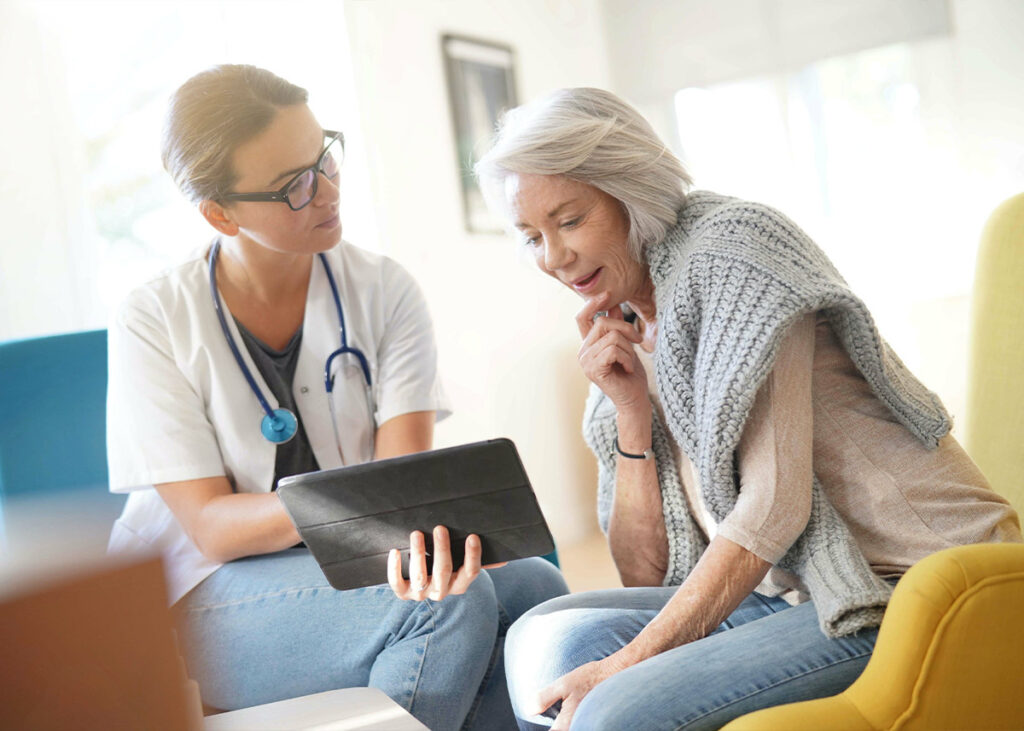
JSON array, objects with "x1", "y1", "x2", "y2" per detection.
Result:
[
  {"x1": 266, "y1": 131, "x2": 328, "y2": 187},
  {"x1": 514, "y1": 198, "x2": 581, "y2": 229}
]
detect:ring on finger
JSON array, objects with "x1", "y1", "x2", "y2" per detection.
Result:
[
  {"x1": 413, "y1": 580, "x2": 430, "y2": 593},
  {"x1": 592, "y1": 310, "x2": 609, "y2": 322}
]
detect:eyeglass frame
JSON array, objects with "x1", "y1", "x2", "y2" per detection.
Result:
[{"x1": 221, "y1": 130, "x2": 345, "y2": 211}]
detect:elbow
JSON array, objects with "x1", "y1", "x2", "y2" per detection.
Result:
[
  {"x1": 615, "y1": 555, "x2": 668, "y2": 587},
  {"x1": 185, "y1": 518, "x2": 235, "y2": 565},
  {"x1": 191, "y1": 531, "x2": 231, "y2": 564}
]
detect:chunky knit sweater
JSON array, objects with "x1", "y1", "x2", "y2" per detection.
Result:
[{"x1": 583, "y1": 191, "x2": 953, "y2": 637}]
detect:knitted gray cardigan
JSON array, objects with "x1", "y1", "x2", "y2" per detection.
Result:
[{"x1": 582, "y1": 191, "x2": 952, "y2": 638}]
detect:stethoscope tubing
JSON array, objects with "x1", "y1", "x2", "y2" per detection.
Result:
[{"x1": 208, "y1": 239, "x2": 372, "y2": 445}]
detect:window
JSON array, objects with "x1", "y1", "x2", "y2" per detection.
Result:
[
  {"x1": 0, "y1": 0, "x2": 375, "y2": 340},
  {"x1": 674, "y1": 38, "x2": 1024, "y2": 423}
]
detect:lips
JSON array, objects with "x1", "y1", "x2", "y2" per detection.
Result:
[
  {"x1": 571, "y1": 268, "x2": 602, "y2": 293},
  {"x1": 316, "y1": 213, "x2": 340, "y2": 229}
]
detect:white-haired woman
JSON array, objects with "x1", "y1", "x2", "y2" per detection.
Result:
[{"x1": 475, "y1": 88, "x2": 1021, "y2": 730}]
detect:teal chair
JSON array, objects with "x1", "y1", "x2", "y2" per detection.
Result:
[{"x1": 0, "y1": 329, "x2": 124, "y2": 543}]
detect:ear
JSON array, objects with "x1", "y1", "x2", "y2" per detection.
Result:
[{"x1": 199, "y1": 200, "x2": 240, "y2": 236}]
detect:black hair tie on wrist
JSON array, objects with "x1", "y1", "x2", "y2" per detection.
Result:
[{"x1": 614, "y1": 436, "x2": 652, "y2": 460}]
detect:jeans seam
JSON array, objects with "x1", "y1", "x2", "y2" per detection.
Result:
[
  {"x1": 404, "y1": 600, "x2": 436, "y2": 719},
  {"x1": 460, "y1": 601, "x2": 511, "y2": 729},
  {"x1": 672, "y1": 651, "x2": 874, "y2": 731},
  {"x1": 182, "y1": 584, "x2": 339, "y2": 611}
]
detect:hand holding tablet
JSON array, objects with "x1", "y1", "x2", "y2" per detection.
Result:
[{"x1": 277, "y1": 438, "x2": 554, "y2": 592}]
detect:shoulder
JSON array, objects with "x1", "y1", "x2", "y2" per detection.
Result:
[
  {"x1": 112, "y1": 249, "x2": 209, "y2": 332},
  {"x1": 327, "y1": 240, "x2": 421, "y2": 296},
  {"x1": 657, "y1": 191, "x2": 838, "y2": 299},
  {"x1": 680, "y1": 191, "x2": 813, "y2": 253}
]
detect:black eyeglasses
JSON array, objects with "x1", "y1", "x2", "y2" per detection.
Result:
[{"x1": 222, "y1": 130, "x2": 345, "y2": 211}]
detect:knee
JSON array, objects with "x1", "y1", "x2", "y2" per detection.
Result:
[
  {"x1": 493, "y1": 557, "x2": 570, "y2": 624},
  {"x1": 522, "y1": 556, "x2": 570, "y2": 604},
  {"x1": 573, "y1": 673, "x2": 644, "y2": 731},
  {"x1": 504, "y1": 603, "x2": 591, "y2": 719},
  {"x1": 432, "y1": 569, "x2": 499, "y2": 637}
]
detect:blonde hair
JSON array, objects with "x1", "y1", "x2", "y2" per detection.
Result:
[
  {"x1": 475, "y1": 87, "x2": 692, "y2": 259},
  {"x1": 161, "y1": 65, "x2": 308, "y2": 204}
]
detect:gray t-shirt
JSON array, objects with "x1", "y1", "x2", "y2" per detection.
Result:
[{"x1": 233, "y1": 319, "x2": 320, "y2": 490}]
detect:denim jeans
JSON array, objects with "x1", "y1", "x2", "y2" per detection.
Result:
[
  {"x1": 177, "y1": 549, "x2": 568, "y2": 731},
  {"x1": 505, "y1": 586, "x2": 885, "y2": 731}
]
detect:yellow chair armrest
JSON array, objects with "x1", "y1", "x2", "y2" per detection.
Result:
[{"x1": 724, "y1": 543, "x2": 1024, "y2": 730}]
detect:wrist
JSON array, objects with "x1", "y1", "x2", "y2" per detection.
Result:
[
  {"x1": 615, "y1": 411, "x2": 652, "y2": 454},
  {"x1": 610, "y1": 636, "x2": 656, "y2": 671}
]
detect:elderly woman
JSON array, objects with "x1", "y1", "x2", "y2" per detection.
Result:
[{"x1": 474, "y1": 87, "x2": 1022, "y2": 730}]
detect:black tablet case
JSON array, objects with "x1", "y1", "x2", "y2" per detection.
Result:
[{"x1": 276, "y1": 438, "x2": 555, "y2": 591}]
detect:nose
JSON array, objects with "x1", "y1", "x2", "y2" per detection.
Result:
[
  {"x1": 542, "y1": 235, "x2": 574, "y2": 272},
  {"x1": 313, "y1": 170, "x2": 340, "y2": 207}
]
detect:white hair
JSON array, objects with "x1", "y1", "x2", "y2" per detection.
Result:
[{"x1": 474, "y1": 87, "x2": 692, "y2": 259}]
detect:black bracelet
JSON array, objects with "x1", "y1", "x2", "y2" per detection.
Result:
[{"x1": 614, "y1": 436, "x2": 653, "y2": 460}]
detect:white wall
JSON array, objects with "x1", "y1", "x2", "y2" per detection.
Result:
[{"x1": 342, "y1": 0, "x2": 612, "y2": 546}]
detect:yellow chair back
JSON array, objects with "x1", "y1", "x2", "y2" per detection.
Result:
[{"x1": 965, "y1": 192, "x2": 1024, "y2": 517}]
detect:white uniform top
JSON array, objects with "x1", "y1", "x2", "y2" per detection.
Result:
[{"x1": 106, "y1": 240, "x2": 450, "y2": 604}]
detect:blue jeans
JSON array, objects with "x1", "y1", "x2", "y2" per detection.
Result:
[
  {"x1": 177, "y1": 549, "x2": 568, "y2": 731},
  {"x1": 505, "y1": 586, "x2": 884, "y2": 730}
]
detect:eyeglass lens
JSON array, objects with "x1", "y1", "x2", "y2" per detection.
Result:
[{"x1": 285, "y1": 135, "x2": 344, "y2": 210}]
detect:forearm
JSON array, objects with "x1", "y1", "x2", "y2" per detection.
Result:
[
  {"x1": 614, "y1": 535, "x2": 771, "y2": 665},
  {"x1": 607, "y1": 408, "x2": 669, "y2": 586},
  {"x1": 193, "y1": 492, "x2": 301, "y2": 563}
]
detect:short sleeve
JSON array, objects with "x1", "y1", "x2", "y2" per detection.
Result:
[
  {"x1": 373, "y1": 261, "x2": 451, "y2": 426},
  {"x1": 717, "y1": 312, "x2": 816, "y2": 563},
  {"x1": 106, "y1": 291, "x2": 225, "y2": 491}
]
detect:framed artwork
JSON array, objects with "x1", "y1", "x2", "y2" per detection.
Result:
[{"x1": 442, "y1": 34, "x2": 519, "y2": 234}]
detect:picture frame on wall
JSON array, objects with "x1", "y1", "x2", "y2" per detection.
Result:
[{"x1": 442, "y1": 34, "x2": 519, "y2": 234}]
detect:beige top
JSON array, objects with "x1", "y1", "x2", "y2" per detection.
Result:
[{"x1": 638, "y1": 312, "x2": 1022, "y2": 604}]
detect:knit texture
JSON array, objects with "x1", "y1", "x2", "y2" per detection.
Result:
[{"x1": 583, "y1": 191, "x2": 952, "y2": 637}]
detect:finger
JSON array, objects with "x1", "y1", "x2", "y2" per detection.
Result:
[
  {"x1": 593, "y1": 339, "x2": 640, "y2": 375},
  {"x1": 535, "y1": 678, "x2": 566, "y2": 715},
  {"x1": 428, "y1": 525, "x2": 453, "y2": 600},
  {"x1": 449, "y1": 533, "x2": 483, "y2": 595},
  {"x1": 577, "y1": 317, "x2": 643, "y2": 356},
  {"x1": 409, "y1": 530, "x2": 430, "y2": 601},
  {"x1": 387, "y1": 548, "x2": 411, "y2": 600},
  {"x1": 550, "y1": 696, "x2": 580, "y2": 731},
  {"x1": 575, "y1": 292, "x2": 611, "y2": 339},
  {"x1": 581, "y1": 333, "x2": 641, "y2": 375}
]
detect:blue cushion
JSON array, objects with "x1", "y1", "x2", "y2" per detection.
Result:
[{"x1": 0, "y1": 330, "x2": 120, "y2": 512}]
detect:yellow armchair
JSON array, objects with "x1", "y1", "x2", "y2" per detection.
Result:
[
  {"x1": 721, "y1": 542, "x2": 1024, "y2": 730},
  {"x1": 723, "y1": 193, "x2": 1024, "y2": 731},
  {"x1": 965, "y1": 192, "x2": 1024, "y2": 518}
]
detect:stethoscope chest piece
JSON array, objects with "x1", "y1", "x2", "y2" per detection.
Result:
[{"x1": 261, "y1": 408, "x2": 298, "y2": 444}]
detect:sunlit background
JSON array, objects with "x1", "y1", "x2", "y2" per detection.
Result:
[{"x1": 2, "y1": 0, "x2": 1022, "y2": 587}]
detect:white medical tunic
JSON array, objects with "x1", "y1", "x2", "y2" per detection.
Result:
[{"x1": 106, "y1": 240, "x2": 450, "y2": 604}]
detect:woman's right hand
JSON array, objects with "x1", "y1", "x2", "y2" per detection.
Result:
[{"x1": 576, "y1": 293, "x2": 648, "y2": 414}]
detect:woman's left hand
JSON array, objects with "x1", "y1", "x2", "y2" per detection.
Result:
[
  {"x1": 533, "y1": 655, "x2": 628, "y2": 730},
  {"x1": 387, "y1": 525, "x2": 506, "y2": 601}
]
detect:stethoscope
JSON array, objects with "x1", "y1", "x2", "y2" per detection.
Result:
[{"x1": 208, "y1": 239, "x2": 373, "y2": 449}]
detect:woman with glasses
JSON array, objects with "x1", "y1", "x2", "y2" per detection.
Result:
[{"x1": 105, "y1": 65, "x2": 566, "y2": 730}]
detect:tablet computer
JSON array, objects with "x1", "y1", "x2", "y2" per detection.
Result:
[{"x1": 276, "y1": 438, "x2": 556, "y2": 591}]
